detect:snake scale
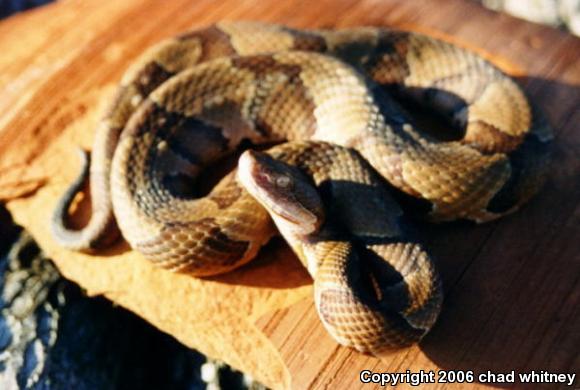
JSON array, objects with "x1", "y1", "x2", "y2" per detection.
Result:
[{"x1": 51, "y1": 22, "x2": 552, "y2": 355}]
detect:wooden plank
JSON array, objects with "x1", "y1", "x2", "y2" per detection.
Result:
[{"x1": 0, "y1": 0, "x2": 578, "y2": 388}]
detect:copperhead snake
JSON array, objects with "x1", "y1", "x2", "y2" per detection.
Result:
[{"x1": 51, "y1": 22, "x2": 552, "y2": 355}]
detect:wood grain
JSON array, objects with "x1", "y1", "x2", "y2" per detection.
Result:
[{"x1": 0, "y1": 0, "x2": 578, "y2": 389}]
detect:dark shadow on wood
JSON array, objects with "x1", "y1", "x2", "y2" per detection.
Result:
[{"x1": 206, "y1": 237, "x2": 312, "y2": 289}]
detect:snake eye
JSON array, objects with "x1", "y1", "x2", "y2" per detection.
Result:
[{"x1": 275, "y1": 175, "x2": 292, "y2": 188}]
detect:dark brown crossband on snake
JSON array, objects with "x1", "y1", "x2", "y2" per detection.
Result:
[{"x1": 51, "y1": 22, "x2": 552, "y2": 355}]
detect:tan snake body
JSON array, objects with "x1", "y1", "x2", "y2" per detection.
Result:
[
  {"x1": 51, "y1": 22, "x2": 552, "y2": 353},
  {"x1": 238, "y1": 142, "x2": 442, "y2": 351}
]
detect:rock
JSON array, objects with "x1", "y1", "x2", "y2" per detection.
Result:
[
  {"x1": 0, "y1": 220, "x2": 209, "y2": 389},
  {"x1": 482, "y1": 0, "x2": 580, "y2": 36},
  {"x1": 560, "y1": 0, "x2": 580, "y2": 35}
]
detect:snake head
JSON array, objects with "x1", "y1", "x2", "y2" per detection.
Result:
[{"x1": 238, "y1": 149, "x2": 324, "y2": 236}]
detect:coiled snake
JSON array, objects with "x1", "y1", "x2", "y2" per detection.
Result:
[{"x1": 51, "y1": 22, "x2": 552, "y2": 355}]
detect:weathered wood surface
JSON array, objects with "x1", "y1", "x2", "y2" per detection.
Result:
[{"x1": 0, "y1": 0, "x2": 578, "y2": 388}]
